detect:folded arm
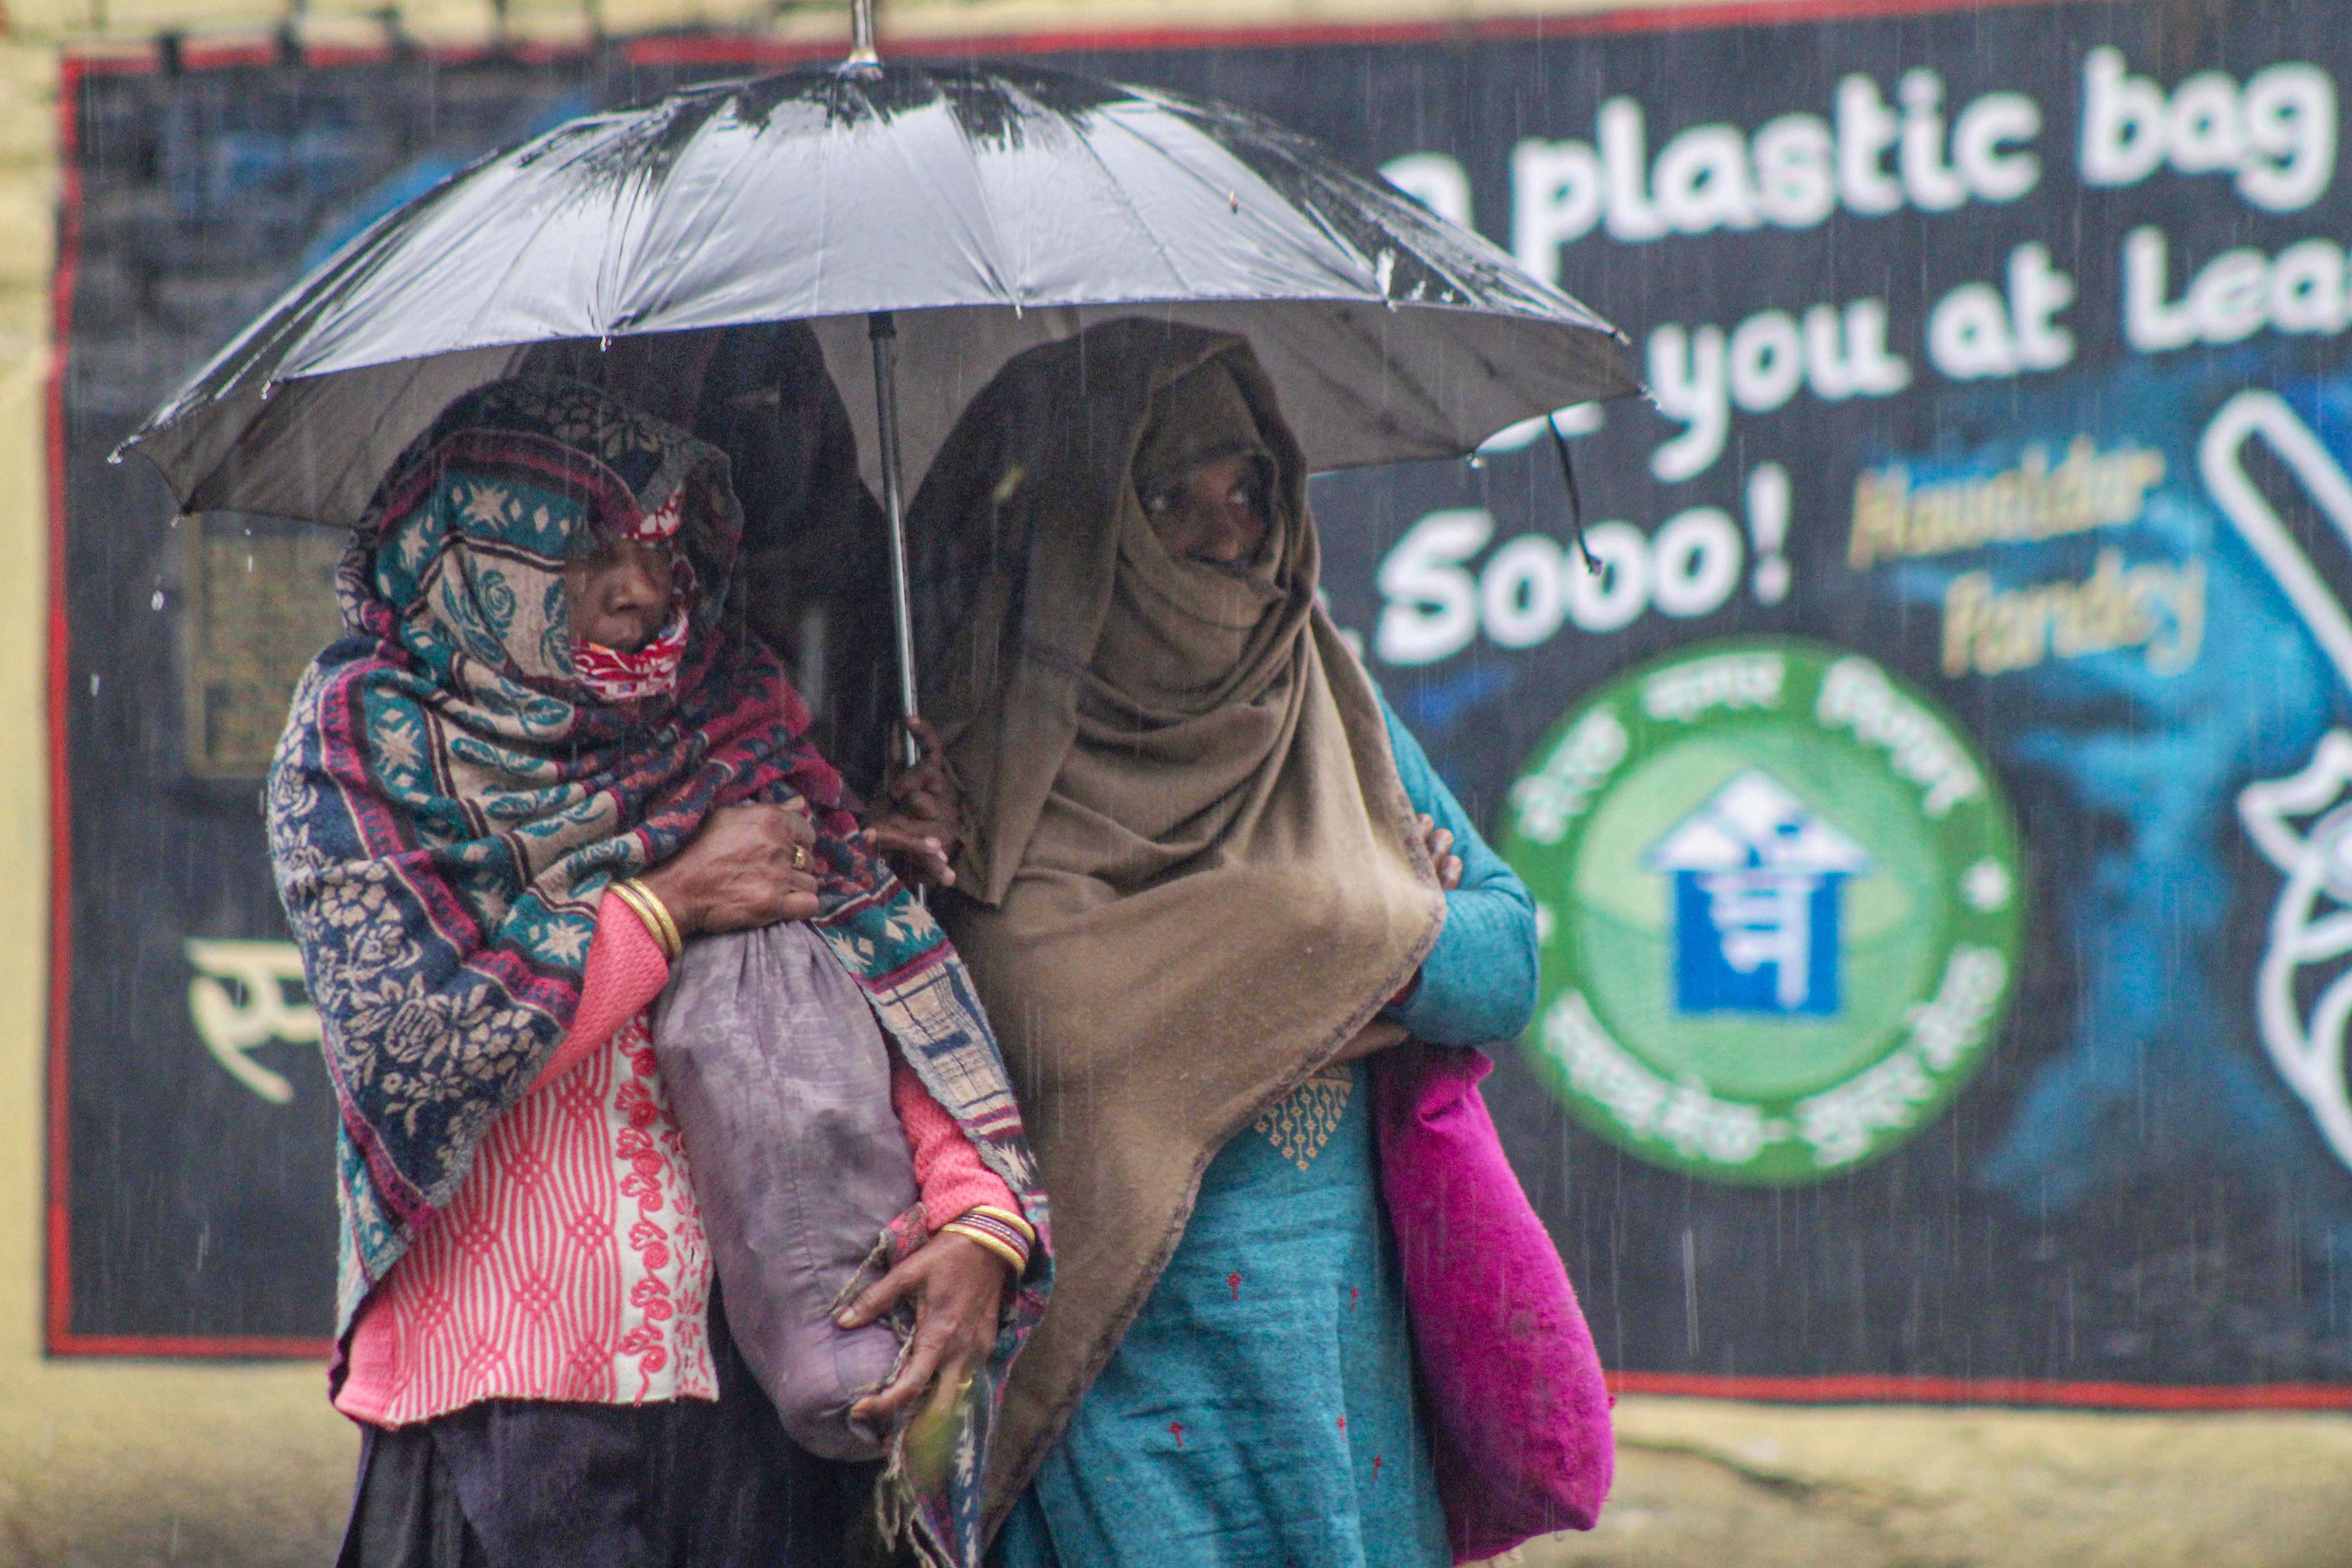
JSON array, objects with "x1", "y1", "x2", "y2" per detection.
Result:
[{"x1": 1377, "y1": 699, "x2": 1542, "y2": 1047}]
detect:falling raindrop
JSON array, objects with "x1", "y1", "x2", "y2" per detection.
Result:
[{"x1": 1681, "y1": 1226, "x2": 1699, "y2": 1357}]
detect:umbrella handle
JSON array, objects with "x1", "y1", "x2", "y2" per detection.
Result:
[{"x1": 869, "y1": 311, "x2": 921, "y2": 773}]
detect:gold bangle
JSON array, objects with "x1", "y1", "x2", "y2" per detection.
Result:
[
  {"x1": 607, "y1": 880, "x2": 666, "y2": 958},
  {"x1": 606, "y1": 877, "x2": 652, "y2": 940},
  {"x1": 631, "y1": 880, "x2": 684, "y2": 959},
  {"x1": 605, "y1": 877, "x2": 648, "y2": 929},
  {"x1": 943, "y1": 1206, "x2": 1032, "y2": 1270},
  {"x1": 941, "y1": 1221, "x2": 1028, "y2": 1273},
  {"x1": 612, "y1": 878, "x2": 682, "y2": 961},
  {"x1": 963, "y1": 1204, "x2": 1037, "y2": 1248}
]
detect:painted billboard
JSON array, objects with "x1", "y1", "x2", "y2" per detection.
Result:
[{"x1": 51, "y1": 0, "x2": 2352, "y2": 1399}]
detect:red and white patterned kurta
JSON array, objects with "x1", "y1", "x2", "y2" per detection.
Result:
[
  {"x1": 337, "y1": 1016, "x2": 715, "y2": 1422},
  {"x1": 335, "y1": 896, "x2": 1014, "y2": 1428}
]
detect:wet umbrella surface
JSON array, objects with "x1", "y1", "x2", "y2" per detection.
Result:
[{"x1": 121, "y1": 58, "x2": 1633, "y2": 526}]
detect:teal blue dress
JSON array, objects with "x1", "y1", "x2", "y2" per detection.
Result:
[{"x1": 992, "y1": 702, "x2": 1538, "y2": 1568}]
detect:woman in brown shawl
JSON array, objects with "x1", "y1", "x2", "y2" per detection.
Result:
[{"x1": 909, "y1": 318, "x2": 1549, "y2": 1567}]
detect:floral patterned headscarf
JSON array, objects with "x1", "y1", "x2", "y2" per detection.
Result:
[{"x1": 266, "y1": 382, "x2": 1047, "y2": 1443}]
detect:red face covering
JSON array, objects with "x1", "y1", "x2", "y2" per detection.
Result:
[{"x1": 570, "y1": 483, "x2": 694, "y2": 703}]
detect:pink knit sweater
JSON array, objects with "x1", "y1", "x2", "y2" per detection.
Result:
[{"x1": 336, "y1": 893, "x2": 1014, "y2": 1427}]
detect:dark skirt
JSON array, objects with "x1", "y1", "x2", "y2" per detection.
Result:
[{"x1": 337, "y1": 1295, "x2": 886, "y2": 1568}]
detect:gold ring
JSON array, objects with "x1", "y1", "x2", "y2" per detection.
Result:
[{"x1": 793, "y1": 844, "x2": 809, "y2": 870}]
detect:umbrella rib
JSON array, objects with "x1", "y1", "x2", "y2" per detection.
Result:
[
  {"x1": 448, "y1": 125, "x2": 654, "y2": 347},
  {"x1": 318, "y1": 347, "x2": 523, "y2": 521},
  {"x1": 959, "y1": 79, "x2": 1077, "y2": 306},
  {"x1": 1094, "y1": 99, "x2": 1390, "y2": 302},
  {"x1": 877, "y1": 94, "x2": 1019, "y2": 307},
  {"x1": 1054, "y1": 105, "x2": 1190, "y2": 295},
  {"x1": 601, "y1": 102, "x2": 776, "y2": 330},
  {"x1": 285, "y1": 128, "x2": 613, "y2": 386},
  {"x1": 592, "y1": 122, "x2": 695, "y2": 336},
  {"x1": 138, "y1": 65, "x2": 1635, "y2": 521}
]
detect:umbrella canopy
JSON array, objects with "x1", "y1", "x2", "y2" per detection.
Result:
[{"x1": 123, "y1": 60, "x2": 1633, "y2": 526}]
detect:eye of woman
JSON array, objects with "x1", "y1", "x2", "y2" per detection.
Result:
[{"x1": 580, "y1": 535, "x2": 679, "y2": 569}]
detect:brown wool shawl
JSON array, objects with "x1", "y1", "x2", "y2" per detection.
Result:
[{"x1": 909, "y1": 320, "x2": 1445, "y2": 1527}]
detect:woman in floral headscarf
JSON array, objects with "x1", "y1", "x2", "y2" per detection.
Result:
[{"x1": 269, "y1": 375, "x2": 1046, "y2": 1568}]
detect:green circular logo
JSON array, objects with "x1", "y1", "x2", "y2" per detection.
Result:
[{"x1": 1501, "y1": 639, "x2": 2023, "y2": 1185}]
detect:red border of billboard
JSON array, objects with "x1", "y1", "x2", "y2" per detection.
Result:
[
  {"x1": 44, "y1": 51, "x2": 349, "y2": 1362},
  {"x1": 49, "y1": 0, "x2": 2352, "y2": 1410}
]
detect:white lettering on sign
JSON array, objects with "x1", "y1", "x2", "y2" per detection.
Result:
[
  {"x1": 1372, "y1": 505, "x2": 1753, "y2": 667},
  {"x1": 1794, "y1": 1045, "x2": 1936, "y2": 1168},
  {"x1": 1906, "y1": 947, "x2": 2010, "y2": 1072},
  {"x1": 1789, "y1": 947, "x2": 2005, "y2": 1168},
  {"x1": 1509, "y1": 705, "x2": 1628, "y2": 845},
  {"x1": 1927, "y1": 242, "x2": 2078, "y2": 380},
  {"x1": 2124, "y1": 227, "x2": 2352, "y2": 352},
  {"x1": 2080, "y1": 47, "x2": 2337, "y2": 214},
  {"x1": 1649, "y1": 301, "x2": 1910, "y2": 481},
  {"x1": 1374, "y1": 508, "x2": 1492, "y2": 666},
  {"x1": 1814, "y1": 657, "x2": 1987, "y2": 818},
  {"x1": 1507, "y1": 73, "x2": 2044, "y2": 282},
  {"x1": 1373, "y1": 44, "x2": 2338, "y2": 496},
  {"x1": 185, "y1": 938, "x2": 317, "y2": 1105},
  {"x1": 1545, "y1": 991, "x2": 1773, "y2": 1165},
  {"x1": 1641, "y1": 651, "x2": 1787, "y2": 724}
]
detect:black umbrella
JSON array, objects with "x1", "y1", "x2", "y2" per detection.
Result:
[{"x1": 123, "y1": 1, "x2": 1634, "y2": 740}]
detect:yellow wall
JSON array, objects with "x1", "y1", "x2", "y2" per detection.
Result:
[
  {"x1": 0, "y1": 41, "x2": 356, "y2": 1565},
  {"x1": 0, "y1": 40, "x2": 349, "y2": 1568},
  {"x1": 2, "y1": 3, "x2": 2350, "y2": 1564},
  {"x1": 3, "y1": 0, "x2": 1780, "y2": 54}
]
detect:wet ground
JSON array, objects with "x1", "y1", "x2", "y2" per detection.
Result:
[
  {"x1": 1525, "y1": 1397, "x2": 2352, "y2": 1568},
  {"x1": 3, "y1": 1370, "x2": 2349, "y2": 1567}
]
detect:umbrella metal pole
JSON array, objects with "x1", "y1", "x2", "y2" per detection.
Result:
[
  {"x1": 868, "y1": 311, "x2": 921, "y2": 776},
  {"x1": 846, "y1": 0, "x2": 879, "y2": 66}
]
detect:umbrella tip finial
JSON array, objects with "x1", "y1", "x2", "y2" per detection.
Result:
[{"x1": 845, "y1": 0, "x2": 880, "y2": 68}]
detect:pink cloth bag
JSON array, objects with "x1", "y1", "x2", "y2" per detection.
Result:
[{"x1": 1373, "y1": 1042, "x2": 1615, "y2": 1563}]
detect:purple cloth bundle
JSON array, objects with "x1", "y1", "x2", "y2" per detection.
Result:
[
  {"x1": 652, "y1": 922, "x2": 918, "y2": 1462},
  {"x1": 1374, "y1": 1042, "x2": 1615, "y2": 1563}
]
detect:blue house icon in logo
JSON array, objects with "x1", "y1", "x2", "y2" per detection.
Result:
[{"x1": 1644, "y1": 770, "x2": 1871, "y2": 1017}]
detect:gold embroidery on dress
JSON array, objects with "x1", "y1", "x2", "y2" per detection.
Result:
[{"x1": 1256, "y1": 1063, "x2": 1354, "y2": 1170}]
